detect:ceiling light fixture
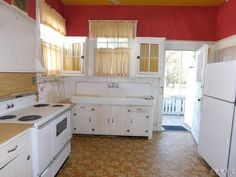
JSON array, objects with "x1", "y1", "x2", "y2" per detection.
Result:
[{"x1": 110, "y1": 0, "x2": 120, "y2": 5}]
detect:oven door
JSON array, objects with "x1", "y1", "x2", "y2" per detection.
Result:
[
  {"x1": 37, "y1": 119, "x2": 53, "y2": 176},
  {"x1": 52, "y1": 110, "x2": 70, "y2": 156}
]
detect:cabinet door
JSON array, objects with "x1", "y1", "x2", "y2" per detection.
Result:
[
  {"x1": 16, "y1": 147, "x2": 32, "y2": 177},
  {"x1": 93, "y1": 105, "x2": 110, "y2": 135},
  {"x1": 0, "y1": 158, "x2": 17, "y2": 177},
  {"x1": 136, "y1": 37, "x2": 164, "y2": 76},
  {"x1": 139, "y1": 43, "x2": 159, "y2": 73},
  {"x1": 73, "y1": 105, "x2": 94, "y2": 134},
  {"x1": 129, "y1": 112, "x2": 150, "y2": 136},
  {"x1": 111, "y1": 106, "x2": 132, "y2": 135}
]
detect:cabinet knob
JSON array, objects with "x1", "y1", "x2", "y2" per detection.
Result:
[
  {"x1": 92, "y1": 108, "x2": 95, "y2": 111},
  {"x1": 145, "y1": 130, "x2": 149, "y2": 133},
  {"x1": 146, "y1": 116, "x2": 149, "y2": 118},
  {"x1": 74, "y1": 128, "x2": 76, "y2": 130},
  {"x1": 128, "y1": 109, "x2": 131, "y2": 112},
  {"x1": 73, "y1": 113, "x2": 77, "y2": 116},
  {"x1": 92, "y1": 128, "x2": 95, "y2": 131},
  {"x1": 127, "y1": 129, "x2": 130, "y2": 132},
  {"x1": 137, "y1": 56, "x2": 140, "y2": 59},
  {"x1": 27, "y1": 155, "x2": 30, "y2": 160}
]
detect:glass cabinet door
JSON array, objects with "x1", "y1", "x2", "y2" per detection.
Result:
[
  {"x1": 63, "y1": 42, "x2": 84, "y2": 73},
  {"x1": 138, "y1": 43, "x2": 160, "y2": 73}
]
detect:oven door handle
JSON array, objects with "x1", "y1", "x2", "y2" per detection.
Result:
[
  {"x1": 53, "y1": 109, "x2": 70, "y2": 121},
  {"x1": 38, "y1": 119, "x2": 53, "y2": 129},
  {"x1": 38, "y1": 158, "x2": 54, "y2": 177}
]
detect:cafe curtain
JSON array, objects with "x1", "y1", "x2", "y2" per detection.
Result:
[
  {"x1": 40, "y1": 0, "x2": 66, "y2": 35},
  {"x1": 63, "y1": 43, "x2": 81, "y2": 71},
  {"x1": 41, "y1": 40, "x2": 61, "y2": 76},
  {"x1": 89, "y1": 20, "x2": 137, "y2": 39},
  {"x1": 94, "y1": 48, "x2": 130, "y2": 76}
]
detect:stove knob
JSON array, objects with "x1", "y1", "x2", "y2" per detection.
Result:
[
  {"x1": 11, "y1": 104, "x2": 14, "y2": 108},
  {"x1": 6, "y1": 104, "x2": 11, "y2": 109}
]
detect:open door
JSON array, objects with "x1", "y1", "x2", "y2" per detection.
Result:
[{"x1": 191, "y1": 44, "x2": 208, "y2": 143}]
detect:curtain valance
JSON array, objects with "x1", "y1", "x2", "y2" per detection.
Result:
[
  {"x1": 40, "y1": 0, "x2": 66, "y2": 35},
  {"x1": 89, "y1": 20, "x2": 137, "y2": 39}
]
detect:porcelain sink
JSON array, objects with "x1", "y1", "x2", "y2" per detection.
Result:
[{"x1": 71, "y1": 95, "x2": 154, "y2": 106}]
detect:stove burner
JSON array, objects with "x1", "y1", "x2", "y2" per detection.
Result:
[
  {"x1": 0, "y1": 115, "x2": 16, "y2": 120},
  {"x1": 33, "y1": 104, "x2": 50, "y2": 107},
  {"x1": 18, "y1": 115, "x2": 42, "y2": 121},
  {"x1": 52, "y1": 105, "x2": 64, "y2": 107}
]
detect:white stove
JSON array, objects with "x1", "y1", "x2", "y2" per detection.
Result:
[
  {"x1": 0, "y1": 102, "x2": 70, "y2": 127},
  {"x1": 0, "y1": 95, "x2": 71, "y2": 177}
]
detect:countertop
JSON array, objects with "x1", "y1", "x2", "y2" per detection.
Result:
[
  {"x1": 0, "y1": 123, "x2": 32, "y2": 145},
  {"x1": 58, "y1": 99, "x2": 76, "y2": 107}
]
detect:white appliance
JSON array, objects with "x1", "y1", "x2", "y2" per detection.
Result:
[
  {"x1": 198, "y1": 60, "x2": 236, "y2": 177},
  {"x1": 0, "y1": 95, "x2": 71, "y2": 177}
]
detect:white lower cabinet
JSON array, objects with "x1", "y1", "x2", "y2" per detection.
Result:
[
  {"x1": 72, "y1": 105, "x2": 153, "y2": 138},
  {"x1": 15, "y1": 147, "x2": 32, "y2": 177},
  {"x1": 0, "y1": 131, "x2": 32, "y2": 177}
]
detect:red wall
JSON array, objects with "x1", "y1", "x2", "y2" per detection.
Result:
[
  {"x1": 63, "y1": 5, "x2": 218, "y2": 41},
  {"x1": 4, "y1": 0, "x2": 36, "y2": 19},
  {"x1": 216, "y1": 0, "x2": 236, "y2": 40}
]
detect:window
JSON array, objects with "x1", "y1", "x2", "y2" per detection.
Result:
[
  {"x1": 95, "y1": 38, "x2": 130, "y2": 76},
  {"x1": 97, "y1": 38, "x2": 129, "y2": 49},
  {"x1": 12, "y1": 0, "x2": 28, "y2": 13},
  {"x1": 41, "y1": 41, "x2": 61, "y2": 76},
  {"x1": 89, "y1": 20, "x2": 136, "y2": 77},
  {"x1": 40, "y1": 24, "x2": 63, "y2": 76}
]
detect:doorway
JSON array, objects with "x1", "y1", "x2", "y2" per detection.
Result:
[{"x1": 162, "y1": 50, "x2": 196, "y2": 131}]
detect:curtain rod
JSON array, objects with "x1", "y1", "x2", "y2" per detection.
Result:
[{"x1": 88, "y1": 20, "x2": 138, "y2": 22}]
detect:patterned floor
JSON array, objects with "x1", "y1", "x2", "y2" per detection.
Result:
[{"x1": 56, "y1": 132, "x2": 216, "y2": 177}]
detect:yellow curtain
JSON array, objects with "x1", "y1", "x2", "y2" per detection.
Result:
[
  {"x1": 63, "y1": 43, "x2": 81, "y2": 71},
  {"x1": 95, "y1": 48, "x2": 130, "y2": 76},
  {"x1": 89, "y1": 20, "x2": 137, "y2": 39},
  {"x1": 41, "y1": 40, "x2": 61, "y2": 76},
  {"x1": 40, "y1": 0, "x2": 66, "y2": 35}
]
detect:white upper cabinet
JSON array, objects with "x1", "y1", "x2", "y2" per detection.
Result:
[
  {"x1": 62, "y1": 37, "x2": 87, "y2": 76},
  {"x1": 0, "y1": 1, "x2": 36, "y2": 72},
  {"x1": 136, "y1": 37, "x2": 165, "y2": 77}
]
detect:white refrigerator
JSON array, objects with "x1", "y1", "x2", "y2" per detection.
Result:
[{"x1": 198, "y1": 60, "x2": 236, "y2": 177}]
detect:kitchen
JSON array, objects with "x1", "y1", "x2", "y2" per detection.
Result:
[{"x1": 0, "y1": 0, "x2": 236, "y2": 177}]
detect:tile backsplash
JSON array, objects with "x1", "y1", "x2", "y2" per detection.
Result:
[{"x1": 38, "y1": 77, "x2": 65, "y2": 103}]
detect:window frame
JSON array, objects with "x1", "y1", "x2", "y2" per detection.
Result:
[{"x1": 11, "y1": 0, "x2": 28, "y2": 14}]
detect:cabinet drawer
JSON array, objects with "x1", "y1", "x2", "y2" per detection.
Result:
[
  {"x1": 0, "y1": 131, "x2": 30, "y2": 166},
  {"x1": 129, "y1": 106, "x2": 150, "y2": 113},
  {"x1": 73, "y1": 105, "x2": 95, "y2": 112}
]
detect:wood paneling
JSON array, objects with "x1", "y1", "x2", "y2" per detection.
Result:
[
  {"x1": 0, "y1": 73, "x2": 37, "y2": 99},
  {"x1": 61, "y1": 0, "x2": 224, "y2": 6}
]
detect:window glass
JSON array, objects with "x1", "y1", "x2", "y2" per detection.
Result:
[{"x1": 97, "y1": 38, "x2": 128, "y2": 49}]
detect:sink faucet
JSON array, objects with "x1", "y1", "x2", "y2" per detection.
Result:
[{"x1": 107, "y1": 82, "x2": 120, "y2": 88}]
